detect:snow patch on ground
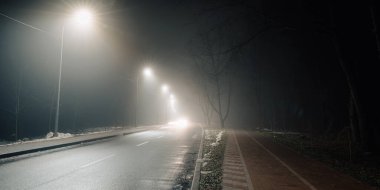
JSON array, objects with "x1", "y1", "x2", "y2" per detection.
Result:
[
  {"x1": 211, "y1": 131, "x2": 224, "y2": 147},
  {"x1": 45, "y1": 132, "x2": 73, "y2": 138},
  {"x1": 0, "y1": 126, "x2": 128, "y2": 147},
  {"x1": 201, "y1": 171, "x2": 212, "y2": 174},
  {"x1": 0, "y1": 132, "x2": 74, "y2": 147}
]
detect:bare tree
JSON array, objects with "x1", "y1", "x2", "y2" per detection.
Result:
[
  {"x1": 369, "y1": 4, "x2": 380, "y2": 62},
  {"x1": 197, "y1": 89, "x2": 214, "y2": 126},
  {"x1": 190, "y1": 28, "x2": 236, "y2": 128}
]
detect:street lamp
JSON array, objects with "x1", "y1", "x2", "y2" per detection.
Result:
[
  {"x1": 160, "y1": 84, "x2": 170, "y2": 123},
  {"x1": 170, "y1": 94, "x2": 176, "y2": 112},
  {"x1": 143, "y1": 67, "x2": 153, "y2": 77},
  {"x1": 72, "y1": 9, "x2": 93, "y2": 27},
  {"x1": 135, "y1": 67, "x2": 154, "y2": 127},
  {"x1": 53, "y1": 8, "x2": 94, "y2": 137},
  {"x1": 161, "y1": 84, "x2": 169, "y2": 94}
]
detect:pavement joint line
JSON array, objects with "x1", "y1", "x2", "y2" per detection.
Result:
[
  {"x1": 80, "y1": 154, "x2": 115, "y2": 168},
  {"x1": 223, "y1": 187, "x2": 247, "y2": 190},
  {"x1": 233, "y1": 131, "x2": 255, "y2": 190},
  {"x1": 223, "y1": 179, "x2": 248, "y2": 186},
  {"x1": 224, "y1": 163, "x2": 243, "y2": 167},
  {"x1": 223, "y1": 171, "x2": 246, "y2": 176},
  {"x1": 223, "y1": 174, "x2": 247, "y2": 180},
  {"x1": 223, "y1": 176, "x2": 248, "y2": 182},
  {"x1": 224, "y1": 167, "x2": 245, "y2": 171},
  {"x1": 136, "y1": 141, "x2": 150, "y2": 147},
  {"x1": 223, "y1": 169, "x2": 246, "y2": 173},
  {"x1": 225, "y1": 161, "x2": 242, "y2": 164},
  {"x1": 245, "y1": 132, "x2": 318, "y2": 190}
]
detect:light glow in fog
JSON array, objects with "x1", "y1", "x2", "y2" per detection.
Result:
[{"x1": 168, "y1": 117, "x2": 189, "y2": 128}]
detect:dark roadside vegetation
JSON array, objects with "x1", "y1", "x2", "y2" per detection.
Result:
[
  {"x1": 260, "y1": 130, "x2": 380, "y2": 189},
  {"x1": 199, "y1": 129, "x2": 227, "y2": 190}
]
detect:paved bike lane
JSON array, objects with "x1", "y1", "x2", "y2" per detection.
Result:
[{"x1": 233, "y1": 130, "x2": 375, "y2": 190}]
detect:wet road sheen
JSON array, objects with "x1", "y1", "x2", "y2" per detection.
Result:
[{"x1": 0, "y1": 125, "x2": 201, "y2": 190}]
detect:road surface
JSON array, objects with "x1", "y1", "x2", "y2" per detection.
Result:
[{"x1": 0, "y1": 125, "x2": 201, "y2": 190}]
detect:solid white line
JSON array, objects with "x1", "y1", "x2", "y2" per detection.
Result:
[
  {"x1": 136, "y1": 141, "x2": 149, "y2": 146},
  {"x1": 246, "y1": 132, "x2": 317, "y2": 190},
  {"x1": 80, "y1": 154, "x2": 115, "y2": 168}
]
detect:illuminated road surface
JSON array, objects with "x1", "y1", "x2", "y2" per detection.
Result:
[{"x1": 0, "y1": 125, "x2": 201, "y2": 190}]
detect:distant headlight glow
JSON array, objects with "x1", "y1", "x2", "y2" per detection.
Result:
[{"x1": 167, "y1": 117, "x2": 189, "y2": 128}]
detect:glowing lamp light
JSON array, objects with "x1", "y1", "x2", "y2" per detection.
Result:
[
  {"x1": 143, "y1": 67, "x2": 153, "y2": 77},
  {"x1": 72, "y1": 8, "x2": 94, "y2": 27},
  {"x1": 161, "y1": 84, "x2": 169, "y2": 94}
]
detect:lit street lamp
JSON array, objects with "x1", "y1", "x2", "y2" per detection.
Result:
[
  {"x1": 161, "y1": 84, "x2": 169, "y2": 94},
  {"x1": 143, "y1": 67, "x2": 153, "y2": 77},
  {"x1": 53, "y1": 8, "x2": 95, "y2": 137},
  {"x1": 161, "y1": 84, "x2": 170, "y2": 123},
  {"x1": 135, "y1": 67, "x2": 154, "y2": 127}
]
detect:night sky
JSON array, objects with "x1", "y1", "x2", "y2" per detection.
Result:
[{"x1": 0, "y1": 0, "x2": 379, "y2": 152}]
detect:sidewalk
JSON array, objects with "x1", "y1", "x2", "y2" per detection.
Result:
[
  {"x1": 222, "y1": 132, "x2": 254, "y2": 190},
  {"x1": 0, "y1": 125, "x2": 160, "y2": 159},
  {"x1": 231, "y1": 130, "x2": 375, "y2": 190}
]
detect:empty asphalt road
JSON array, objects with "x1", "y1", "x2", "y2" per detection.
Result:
[{"x1": 0, "y1": 125, "x2": 201, "y2": 190}]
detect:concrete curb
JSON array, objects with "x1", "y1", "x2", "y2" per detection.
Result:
[
  {"x1": 191, "y1": 126, "x2": 204, "y2": 190},
  {"x1": 0, "y1": 125, "x2": 160, "y2": 159}
]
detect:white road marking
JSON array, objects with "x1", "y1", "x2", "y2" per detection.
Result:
[
  {"x1": 80, "y1": 154, "x2": 115, "y2": 168},
  {"x1": 136, "y1": 141, "x2": 149, "y2": 146},
  {"x1": 156, "y1": 135, "x2": 164, "y2": 139},
  {"x1": 246, "y1": 132, "x2": 317, "y2": 190}
]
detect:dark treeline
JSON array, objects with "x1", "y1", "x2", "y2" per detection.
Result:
[{"x1": 190, "y1": 0, "x2": 380, "y2": 153}]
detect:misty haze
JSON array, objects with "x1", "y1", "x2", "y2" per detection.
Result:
[{"x1": 0, "y1": 0, "x2": 379, "y2": 190}]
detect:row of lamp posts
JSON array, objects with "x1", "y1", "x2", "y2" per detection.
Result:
[
  {"x1": 134, "y1": 67, "x2": 177, "y2": 127},
  {"x1": 53, "y1": 8, "x2": 178, "y2": 136}
]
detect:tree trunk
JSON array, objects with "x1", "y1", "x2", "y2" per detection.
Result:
[
  {"x1": 329, "y1": 6, "x2": 368, "y2": 150},
  {"x1": 216, "y1": 78, "x2": 224, "y2": 128},
  {"x1": 370, "y1": 5, "x2": 380, "y2": 62},
  {"x1": 349, "y1": 96, "x2": 359, "y2": 143}
]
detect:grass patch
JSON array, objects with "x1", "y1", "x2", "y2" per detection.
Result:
[{"x1": 199, "y1": 129, "x2": 227, "y2": 190}]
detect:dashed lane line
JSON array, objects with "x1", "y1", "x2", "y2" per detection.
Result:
[
  {"x1": 80, "y1": 154, "x2": 115, "y2": 168},
  {"x1": 136, "y1": 141, "x2": 150, "y2": 147}
]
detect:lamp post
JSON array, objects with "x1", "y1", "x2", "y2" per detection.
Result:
[
  {"x1": 53, "y1": 8, "x2": 94, "y2": 137},
  {"x1": 169, "y1": 93, "x2": 177, "y2": 121},
  {"x1": 134, "y1": 67, "x2": 153, "y2": 127},
  {"x1": 161, "y1": 84, "x2": 170, "y2": 123}
]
